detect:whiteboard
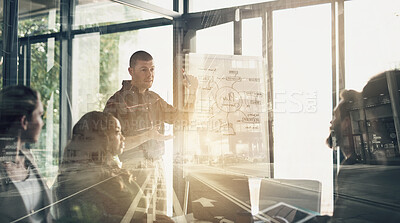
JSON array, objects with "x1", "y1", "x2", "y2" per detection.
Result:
[{"x1": 184, "y1": 53, "x2": 269, "y2": 166}]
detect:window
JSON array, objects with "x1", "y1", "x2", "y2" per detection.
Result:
[
  {"x1": 2, "y1": 1, "x2": 400, "y2": 222},
  {"x1": 30, "y1": 40, "x2": 61, "y2": 187},
  {"x1": 196, "y1": 22, "x2": 234, "y2": 55},
  {"x1": 73, "y1": 0, "x2": 162, "y2": 29},
  {"x1": 345, "y1": 0, "x2": 400, "y2": 91},
  {"x1": 242, "y1": 17, "x2": 262, "y2": 57},
  {"x1": 190, "y1": 0, "x2": 275, "y2": 13},
  {"x1": 273, "y1": 4, "x2": 333, "y2": 214},
  {"x1": 18, "y1": 1, "x2": 60, "y2": 37}
]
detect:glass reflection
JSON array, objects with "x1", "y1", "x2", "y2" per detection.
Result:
[
  {"x1": 74, "y1": 0, "x2": 162, "y2": 29},
  {"x1": 29, "y1": 41, "x2": 61, "y2": 188},
  {"x1": 327, "y1": 70, "x2": 400, "y2": 222},
  {"x1": 18, "y1": 1, "x2": 60, "y2": 37},
  {"x1": 5, "y1": 0, "x2": 400, "y2": 222}
]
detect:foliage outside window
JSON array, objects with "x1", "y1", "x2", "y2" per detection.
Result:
[
  {"x1": 18, "y1": 11, "x2": 60, "y2": 37},
  {"x1": 19, "y1": 18, "x2": 61, "y2": 185}
]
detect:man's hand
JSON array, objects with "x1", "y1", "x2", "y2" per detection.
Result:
[
  {"x1": 182, "y1": 74, "x2": 198, "y2": 115},
  {"x1": 183, "y1": 74, "x2": 198, "y2": 92}
]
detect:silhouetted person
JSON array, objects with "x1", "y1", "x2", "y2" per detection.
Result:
[
  {"x1": 0, "y1": 85, "x2": 53, "y2": 222},
  {"x1": 327, "y1": 89, "x2": 362, "y2": 165},
  {"x1": 326, "y1": 70, "x2": 400, "y2": 222}
]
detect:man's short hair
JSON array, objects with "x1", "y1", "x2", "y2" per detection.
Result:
[{"x1": 129, "y1": 51, "x2": 153, "y2": 68}]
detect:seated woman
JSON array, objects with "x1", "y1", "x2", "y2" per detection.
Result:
[
  {"x1": 54, "y1": 111, "x2": 171, "y2": 222},
  {"x1": 55, "y1": 111, "x2": 142, "y2": 222},
  {"x1": 0, "y1": 85, "x2": 53, "y2": 222}
]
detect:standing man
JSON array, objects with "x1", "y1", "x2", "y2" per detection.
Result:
[
  {"x1": 104, "y1": 50, "x2": 197, "y2": 220},
  {"x1": 104, "y1": 50, "x2": 197, "y2": 163}
]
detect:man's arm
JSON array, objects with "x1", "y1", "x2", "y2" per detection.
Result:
[
  {"x1": 160, "y1": 74, "x2": 198, "y2": 125},
  {"x1": 183, "y1": 74, "x2": 198, "y2": 114},
  {"x1": 123, "y1": 127, "x2": 173, "y2": 152}
]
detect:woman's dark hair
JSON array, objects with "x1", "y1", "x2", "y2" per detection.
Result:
[
  {"x1": 0, "y1": 85, "x2": 40, "y2": 134},
  {"x1": 62, "y1": 111, "x2": 118, "y2": 164},
  {"x1": 72, "y1": 111, "x2": 116, "y2": 136}
]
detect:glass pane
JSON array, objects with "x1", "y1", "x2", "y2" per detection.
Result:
[
  {"x1": 141, "y1": 0, "x2": 173, "y2": 11},
  {"x1": 182, "y1": 52, "x2": 271, "y2": 221},
  {"x1": 273, "y1": 4, "x2": 333, "y2": 214},
  {"x1": 196, "y1": 22, "x2": 234, "y2": 55},
  {"x1": 185, "y1": 8, "x2": 272, "y2": 222},
  {"x1": 345, "y1": 0, "x2": 400, "y2": 91},
  {"x1": 76, "y1": 0, "x2": 173, "y2": 12},
  {"x1": 71, "y1": 32, "x2": 102, "y2": 120},
  {"x1": 190, "y1": 0, "x2": 275, "y2": 13},
  {"x1": 331, "y1": 0, "x2": 400, "y2": 221},
  {"x1": 74, "y1": 0, "x2": 162, "y2": 30},
  {"x1": 30, "y1": 40, "x2": 61, "y2": 187},
  {"x1": 18, "y1": 0, "x2": 60, "y2": 37},
  {"x1": 242, "y1": 17, "x2": 262, "y2": 57},
  {"x1": 0, "y1": 0, "x2": 2, "y2": 88}
]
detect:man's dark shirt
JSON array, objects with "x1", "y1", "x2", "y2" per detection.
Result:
[{"x1": 104, "y1": 80, "x2": 186, "y2": 160}]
